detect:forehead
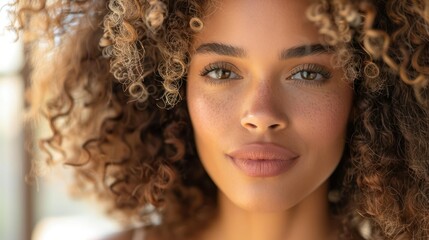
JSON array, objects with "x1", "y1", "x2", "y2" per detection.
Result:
[{"x1": 193, "y1": 0, "x2": 322, "y2": 50}]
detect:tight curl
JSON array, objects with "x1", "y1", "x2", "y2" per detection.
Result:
[
  {"x1": 308, "y1": 0, "x2": 429, "y2": 239},
  {"x1": 12, "y1": 0, "x2": 429, "y2": 239},
  {"x1": 100, "y1": 0, "x2": 202, "y2": 106}
]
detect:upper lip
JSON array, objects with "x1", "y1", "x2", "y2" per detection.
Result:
[{"x1": 227, "y1": 143, "x2": 299, "y2": 161}]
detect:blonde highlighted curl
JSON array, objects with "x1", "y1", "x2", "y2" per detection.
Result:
[
  {"x1": 308, "y1": 0, "x2": 429, "y2": 239},
  {"x1": 12, "y1": 0, "x2": 429, "y2": 239}
]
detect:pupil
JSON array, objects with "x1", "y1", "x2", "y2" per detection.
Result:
[
  {"x1": 301, "y1": 71, "x2": 316, "y2": 80},
  {"x1": 216, "y1": 69, "x2": 230, "y2": 79}
]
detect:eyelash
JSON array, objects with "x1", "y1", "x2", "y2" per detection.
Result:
[
  {"x1": 199, "y1": 62, "x2": 332, "y2": 86},
  {"x1": 286, "y1": 63, "x2": 332, "y2": 86},
  {"x1": 199, "y1": 62, "x2": 242, "y2": 84}
]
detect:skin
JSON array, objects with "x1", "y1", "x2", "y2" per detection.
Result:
[{"x1": 186, "y1": 0, "x2": 354, "y2": 240}]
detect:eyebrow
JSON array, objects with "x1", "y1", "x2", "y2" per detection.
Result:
[
  {"x1": 195, "y1": 42, "x2": 246, "y2": 58},
  {"x1": 194, "y1": 42, "x2": 334, "y2": 59},
  {"x1": 280, "y1": 44, "x2": 334, "y2": 59}
]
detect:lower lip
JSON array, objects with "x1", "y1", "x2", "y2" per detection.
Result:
[{"x1": 228, "y1": 156, "x2": 298, "y2": 177}]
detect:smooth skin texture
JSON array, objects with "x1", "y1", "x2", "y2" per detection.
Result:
[{"x1": 187, "y1": 0, "x2": 354, "y2": 239}]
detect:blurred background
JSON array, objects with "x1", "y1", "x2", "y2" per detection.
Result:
[{"x1": 0, "y1": 2, "x2": 120, "y2": 240}]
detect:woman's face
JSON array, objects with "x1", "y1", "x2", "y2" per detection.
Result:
[{"x1": 187, "y1": 0, "x2": 354, "y2": 211}]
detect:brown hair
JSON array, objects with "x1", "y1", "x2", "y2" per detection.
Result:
[{"x1": 13, "y1": 0, "x2": 429, "y2": 239}]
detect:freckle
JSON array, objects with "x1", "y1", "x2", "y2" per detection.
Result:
[
  {"x1": 302, "y1": 93, "x2": 339, "y2": 133},
  {"x1": 203, "y1": 94, "x2": 227, "y2": 126}
]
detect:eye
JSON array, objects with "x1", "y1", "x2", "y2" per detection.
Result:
[
  {"x1": 206, "y1": 68, "x2": 240, "y2": 80},
  {"x1": 200, "y1": 62, "x2": 242, "y2": 81},
  {"x1": 286, "y1": 64, "x2": 332, "y2": 84},
  {"x1": 290, "y1": 70, "x2": 325, "y2": 81}
]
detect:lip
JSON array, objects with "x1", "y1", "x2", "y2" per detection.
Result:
[{"x1": 226, "y1": 143, "x2": 299, "y2": 177}]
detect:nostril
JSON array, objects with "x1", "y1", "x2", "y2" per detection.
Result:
[
  {"x1": 240, "y1": 115, "x2": 287, "y2": 132},
  {"x1": 244, "y1": 123, "x2": 258, "y2": 129},
  {"x1": 268, "y1": 124, "x2": 281, "y2": 129}
]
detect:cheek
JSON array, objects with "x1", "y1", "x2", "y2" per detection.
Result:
[
  {"x1": 322, "y1": 91, "x2": 353, "y2": 140},
  {"x1": 287, "y1": 84, "x2": 352, "y2": 168},
  {"x1": 186, "y1": 81, "x2": 239, "y2": 182},
  {"x1": 188, "y1": 90, "x2": 228, "y2": 136},
  {"x1": 293, "y1": 87, "x2": 353, "y2": 174},
  {"x1": 305, "y1": 96, "x2": 349, "y2": 137},
  {"x1": 186, "y1": 81, "x2": 237, "y2": 150},
  {"x1": 294, "y1": 84, "x2": 353, "y2": 138},
  {"x1": 283, "y1": 89, "x2": 352, "y2": 200}
]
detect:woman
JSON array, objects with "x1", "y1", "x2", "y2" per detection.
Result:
[{"x1": 13, "y1": 0, "x2": 429, "y2": 239}]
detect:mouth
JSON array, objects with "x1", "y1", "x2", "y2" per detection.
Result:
[{"x1": 226, "y1": 143, "x2": 299, "y2": 177}]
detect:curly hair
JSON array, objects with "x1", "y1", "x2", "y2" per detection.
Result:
[{"x1": 12, "y1": 0, "x2": 429, "y2": 239}]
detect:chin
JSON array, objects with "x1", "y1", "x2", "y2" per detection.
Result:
[{"x1": 222, "y1": 184, "x2": 303, "y2": 213}]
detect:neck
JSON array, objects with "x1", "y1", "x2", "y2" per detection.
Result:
[{"x1": 197, "y1": 182, "x2": 338, "y2": 240}]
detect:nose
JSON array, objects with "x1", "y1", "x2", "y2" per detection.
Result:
[{"x1": 240, "y1": 81, "x2": 287, "y2": 133}]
